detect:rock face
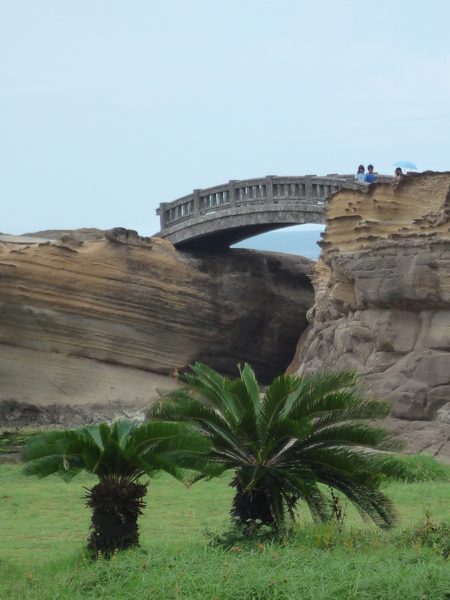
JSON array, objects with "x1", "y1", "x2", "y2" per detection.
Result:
[
  {"x1": 0, "y1": 228, "x2": 314, "y2": 418},
  {"x1": 0, "y1": 345, "x2": 180, "y2": 429},
  {"x1": 291, "y1": 172, "x2": 450, "y2": 429}
]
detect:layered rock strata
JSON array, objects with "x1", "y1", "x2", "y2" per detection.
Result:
[
  {"x1": 0, "y1": 228, "x2": 314, "y2": 420},
  {"x1": 291, "y1": 172, "x2": 450, "y2": 431}
]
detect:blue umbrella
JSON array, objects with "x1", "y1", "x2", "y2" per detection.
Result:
[{"x1": 393, "y1": 160, "x2": 417, "y2": 171}]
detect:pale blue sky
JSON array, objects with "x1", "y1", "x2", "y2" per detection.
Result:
[{"x1": 1, "y1": 1, "x2": 449, "y2": 236}]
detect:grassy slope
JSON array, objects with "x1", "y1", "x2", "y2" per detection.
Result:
[{"x1": 1, "y1": 464, "x2": 449, "y2": 599}]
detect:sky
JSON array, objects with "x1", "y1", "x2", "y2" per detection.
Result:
[{"x1": 1, "y1": 1, "x2": 449, "y2": 237}]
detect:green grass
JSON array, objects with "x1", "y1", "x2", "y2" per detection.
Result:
[
  {"x1": 1, "y1": 464, "x2": 449, "y2": 599},
  {"x1": 396, "y1": 453, "x2": 450, "y2": 483}
]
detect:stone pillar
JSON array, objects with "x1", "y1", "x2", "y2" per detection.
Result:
[
  {"x1": 229, "y1": 180, "x2": 237, "y2": 207},
  {"x1": 193, "y1": 190, "x2": 200, "y2": 215},
  {"x1": 305, "y1": 175, "x2": 316, "y2": 203},
  {"x1": 159, "y1": 203, "x2": 167, "y2": 229},
  {"x1": 266, "y1": 176, "x2": 275, "y2": 204}
]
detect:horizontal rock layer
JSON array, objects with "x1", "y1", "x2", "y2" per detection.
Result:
[{"x1": 0, "y1": 229, "x2": 314, "y2": 399}]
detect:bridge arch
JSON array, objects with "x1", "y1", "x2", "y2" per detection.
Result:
[{"x1": 155, "y1": 174, "x2": 360, "y2": 250}]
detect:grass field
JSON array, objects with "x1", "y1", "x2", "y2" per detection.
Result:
[{"x1": 1, "y1": 461, "x2": 449, "y2": 599}]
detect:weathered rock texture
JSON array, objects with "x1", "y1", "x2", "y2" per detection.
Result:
[
  {"x1": 0, "y1": 228, "x2": 314, "y2": 420},
  {"x1": 291, "y1": 172, "x2": 450, "y2": 448},
  {"x1": 0, "y1": 345, "x2": 179, "y2": 429}
]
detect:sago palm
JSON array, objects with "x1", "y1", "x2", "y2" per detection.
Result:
[
  {"x1": 22, "y1": 420, "x2": 213, "y2": 555},
  {"x1": 152, "y1": 363, "x2": 406, "y2": 533}
]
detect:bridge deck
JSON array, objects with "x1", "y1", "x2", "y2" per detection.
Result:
[{"x1": 155, "y1": 174, "x2": 388, "y2": 249}]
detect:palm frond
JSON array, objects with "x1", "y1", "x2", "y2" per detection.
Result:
[
  {"x1": 258, "y1": 375, "x2": 301, "y2": 444},
  {"x1": 153, "y1": 394, "x2": 255, "y2": 464},
  {"x1": 234, "y1": 408, "x2": 260, "y2": 448},
  {"x1": 261, "y1": 418, "x2": 312, "y2": 463},
  {"x1": 305, "y1": 398, "x2": 392, "y2": 429},
  {"x1": 130, "y1": 421, "x2": 197, "y2": 452},
  {"x1": 283, "y1": 372, "x2": 357, "y2": 416},
  {"x1": 297, "y1": 447, "x2": 404, "y2": 488},
  {"x1": 320, "y1": 474, "x2": 399, "y2": 528},
  {"x1": 21, "y1": 429, "x2": 99, "y2": 480},
  {"x1": 239, "y1": 363, "x2": 260, "y2": 413},
  {"x1": 116, "y1": 420, "x2": 138, "y2": 449},
  {"x1": 21, "y1": 429, "x2": 86, "y2": 461},
  {"x1": 153, "y1": 393, "x2": 230, "y2": 435},
  {"x1": 22, "y1": 454, "x2": 85, "y2": 481},
  {"x1": 94, "y1": 422, "x2": 113, "y2": 451},
  {"x1": 227, "y1": 378, "x2": 258, "y2": 429},
  {"x1": 283, "y1": 473, "x2": 330, "y2": 522},
  {"x1": 206, "y1": 421, "x2": 256, "y2": 463},
  {"x1": 91, "y1": 436, "x2": 129, "y2": 477},
  {"x1": 182, "y1": 363, "x2": 256, "y2": 426},
  {"x1": 300, "y1": 422, "x2": 406, "y2": 454},
  {"x1": 181, "y1": 363, "x2": 233, "y2": 414},
  {"x1": 136, "y1": 450, "x2": 183, "y2": 482}
]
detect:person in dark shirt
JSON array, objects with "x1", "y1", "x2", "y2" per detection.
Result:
[{"x1": 364, "y1": 164, "x2": 375, "y2": 183}]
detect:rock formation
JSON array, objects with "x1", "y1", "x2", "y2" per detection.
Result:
[
  {"x1": 3, "y1": 173, "x2": 450, "y2": 461},
  {"x1": 0, "y1": 228, "x2": 314, "y2": 425},
  {"x1": 290, "y1": 172, "x2": 450, "y2": 457}
]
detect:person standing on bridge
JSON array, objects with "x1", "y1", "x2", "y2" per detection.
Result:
[
  {"x1": 355, "y1": 165, "x2": 365, "y2": 181},
  {"x1": 364, "y1": 164, "x2": 375, "y2": 183}
]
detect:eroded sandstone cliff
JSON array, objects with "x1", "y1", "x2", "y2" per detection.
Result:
[
  {"x1": 0, "y1": 228, "x2": 314, "y2": 420},
  {"x1": 291, "y1": 172, "x2": 450, "y2": 433}
]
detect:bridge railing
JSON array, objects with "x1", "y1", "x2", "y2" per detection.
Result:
[{"x1": 156, "y1": 174, "x2": 360, "y2": 230}]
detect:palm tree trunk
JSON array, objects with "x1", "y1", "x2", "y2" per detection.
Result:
[
  {"x1": 85, "y1": 479, "x2": 148, "y2": 556},
  {"x1": 230, "y1": 475, "x2": 274, "y2": 528}
]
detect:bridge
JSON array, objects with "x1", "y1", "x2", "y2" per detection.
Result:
[{"x1": 155, "y1": 174, "x2": 365, "y2": 250}]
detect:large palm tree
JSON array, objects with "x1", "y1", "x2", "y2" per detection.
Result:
[
  {"x1": 22, "y1": 420, "x2": 213, "y2": 555},
  {"x1": 151, "y1": 363, "x2": 406, "y2": 533}
]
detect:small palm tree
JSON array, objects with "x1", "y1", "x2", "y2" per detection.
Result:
[
  {"x1": 22, "y1": 420, "x2": 212, "y2": 555},
  {"x1": 152, "y1": 363, "x2": 406, "y2": 533}
]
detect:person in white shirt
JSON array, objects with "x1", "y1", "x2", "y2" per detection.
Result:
[{"x1": 355, "y1": 165, "x2": 365, "y2": 181}]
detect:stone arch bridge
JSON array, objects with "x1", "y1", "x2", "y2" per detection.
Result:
[{"x1": 155, "y1": 174, "x2": 362, "y2": 250}]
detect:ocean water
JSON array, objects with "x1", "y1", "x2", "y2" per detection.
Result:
[{"x1": 232, "y1": 228, "x2": 324, "y2": 261}]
